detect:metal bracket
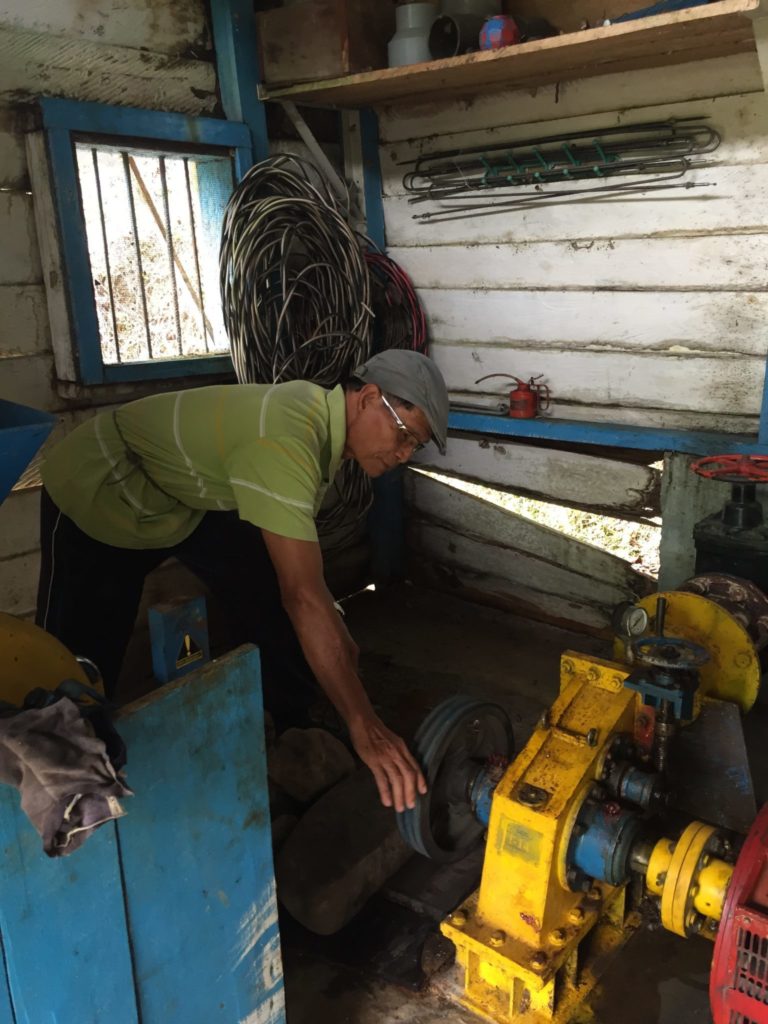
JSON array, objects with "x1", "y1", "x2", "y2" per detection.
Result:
[
  {"x1": 279, "y1": 100, "x2": 348, "y2": 203},
  {"x1": 341, "y1": 109, "x2": 367, "y2": 235}
]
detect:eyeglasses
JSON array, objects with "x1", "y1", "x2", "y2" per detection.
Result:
[{"x1": 380, "y1": 394, "x2": 427, "y2": 453}]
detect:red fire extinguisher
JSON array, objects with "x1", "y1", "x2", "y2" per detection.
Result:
[{"x1": 475, "y1": 373, "x2": 551, "y2": 419}]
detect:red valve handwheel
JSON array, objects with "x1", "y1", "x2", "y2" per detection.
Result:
[{"x1": 691, "y1": 455, "x2": 768, "y2": 483}]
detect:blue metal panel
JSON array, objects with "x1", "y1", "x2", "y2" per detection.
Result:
[
  {"x1": 759, "y1": 356, "x2": 768, "y2": 446},
  {"x1": 360, "y1": 108, "x2": 386, "y2": 250},
  {"x1": 116, "y1": 646, "x2": 285, "y2": 1024},
  {"x1": 102, "y1": 354, "x2": 233, "y2": 383},
  {"x1": 40, "y1": 97, "x2": 251, "y2": 150},
  {"x1": 46, "y1": 125, "x2": 106, "y2": 383},
  {"x1": 0, "y1": 399, "x2": 55, "y2": 506},
  {"x1": 449, "y1": 411, "x2": 768, "y2": 455},
  {"x1": 233, "y1": 145, "x2": 254, "y2": 182},
  {"x1": 0, "y1": 797, "x2": 138, "y2": 1024},
  {"x1": 0, "y1": 940, "x2": 14, "y2": 1024},
  {"x1": 210, "y1": 0, "x2": 268, "y2": 164}
]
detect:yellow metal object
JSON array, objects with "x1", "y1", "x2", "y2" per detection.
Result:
[
  {"x1": 646, "y1": 837, "x2": 673, "y2": 897},
  {"x1": 442, "y1": 652, "x2": 641, "y2": 1023},
  {"x1": 645, "y1": 822, "x2": 732, "y2": 939},
  {"x1": 0, "y1": 612, "x2": 91, "y2": 704},
  {"x1": 628, "y1": 592, "x2": 759, "y2": 713},
  {"x1": 661, "y1": 821, "x2": 714, "y2": 937},
  {"x1": 694, "y1": 858, "x2": 733, "y2": 922}
]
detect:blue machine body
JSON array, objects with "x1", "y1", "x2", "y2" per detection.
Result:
[
  {"x1": 148, "y1": 596, "x2": 211, "y2": 683},
  {"x1": 469, "y1": 767, "x2": 496, "y2": 827},
  {"x1": 0, "y1": 645, "x2": 284, "y2": 1024},
  {"x1": 568, "y1": 798, "x2": 644, "y2": 887},
  {"x1": 616, "y1": 764, "x2": 659, "y2": 809},
  {"x1": 0, "y1": 399, "x2": 55, "y2": 506},
  {"x1": 623, "y1": 669, "x2": 696, "y2": 720}
]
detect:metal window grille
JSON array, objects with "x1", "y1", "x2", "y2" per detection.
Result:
[
  {"x1": 736, "y1": 926, "x2": 768, "y2": 1005},
  {"x1": 74, "y1": 141, "x2": 234, "y2": 365}
]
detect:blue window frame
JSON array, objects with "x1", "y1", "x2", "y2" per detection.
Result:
[{"x1": 39, "y1": 97, "x2": 253, "y2": 385}]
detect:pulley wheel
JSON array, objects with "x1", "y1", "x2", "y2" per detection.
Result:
[{"x1": 397, "y1": 695, "x2": 514, "y2": 863}]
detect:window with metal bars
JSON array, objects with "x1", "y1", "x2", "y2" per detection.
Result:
[{"x1": 31, "y1": 98, "x2": 253, "y2": 385}]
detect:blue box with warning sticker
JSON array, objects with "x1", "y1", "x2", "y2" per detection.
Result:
[{"x1": 148, "y1": 595, "x2": 211, "y2": 684}]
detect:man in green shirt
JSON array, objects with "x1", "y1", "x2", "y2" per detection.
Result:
[{"x1": 36, "y1": 350, "x2": 449, "y2": 813}]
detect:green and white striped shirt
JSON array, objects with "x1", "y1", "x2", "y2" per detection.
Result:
[{"x1": 42, "y1": 381, "x2": 347, "y2": 548}]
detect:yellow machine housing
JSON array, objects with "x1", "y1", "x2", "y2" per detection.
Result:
[
  {"x1": 0, "y1": 612, "x2": 92, "y2": 704},
  {"x1": 438, "y1": 587, "x2": 749, "y2": 1024}
]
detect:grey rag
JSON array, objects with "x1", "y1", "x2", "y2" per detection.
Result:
[{"x1": 0, "y1": 697, "x2": 132, "y2": 857}]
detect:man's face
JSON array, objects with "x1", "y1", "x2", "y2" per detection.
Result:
[{"x1": 344, "y1": 384, "x2": 432, "y2": 477}]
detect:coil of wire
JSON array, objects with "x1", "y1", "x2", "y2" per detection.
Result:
[
  {"x1": 220, "y1": 154, "x2": 372, "y2": 388},
  {"x1": 365, "y1": 251, "x2": 427, "y2": 354}
]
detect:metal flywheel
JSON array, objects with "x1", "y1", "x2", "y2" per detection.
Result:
[{"x1": 397, "y1": 695, "x2": 514, "y2": 863}]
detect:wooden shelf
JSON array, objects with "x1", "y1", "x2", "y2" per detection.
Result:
[{"x1": 259, "y1": 0, "x2": 759, "y2": 108}]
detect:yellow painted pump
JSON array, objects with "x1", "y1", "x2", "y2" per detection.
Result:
[{"x1": 398, "y1": 576, "x2": 768, "y2": 1024}]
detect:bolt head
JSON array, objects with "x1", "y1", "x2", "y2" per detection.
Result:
[
  {"x1": 549, "y1": 929, "x2": 567, "y2": 946},
  {"x1": 588, "y1": 886, "x2": 602, "y2": 901},
  {"x1": 489, "y1": 931, "x2": 506, "y2": 948},
  {"x1": 568, "y1": 907, "x2": 585, "y2": 924},
  {"x1": 450, "y1": 910, "x2": 467, "y2": 928},
  {"x1": 587, "y1": 667, "x2": 600, "y2": 681},
  {"x1": 562, "y1": 659, "x2": 575, "y2": 675},
  {"x1": 530, "y1": 952, "x2": 547, "y2": 970}
]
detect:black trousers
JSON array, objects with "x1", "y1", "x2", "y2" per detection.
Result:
[{"x1": 35, "y1": 489, "x2": 317, "y2": 725}]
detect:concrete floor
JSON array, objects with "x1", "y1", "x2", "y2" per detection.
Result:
[{"x1": 282, "y1": 582, "x2": 768, "y2": 1024}]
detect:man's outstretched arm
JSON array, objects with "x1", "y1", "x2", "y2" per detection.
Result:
[{"x1": 261, "y1": 529, "x2": 426, "y2": 812}]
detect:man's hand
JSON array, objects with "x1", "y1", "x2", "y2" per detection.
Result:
[
  {"x1": 261, "y1": 530, "x2": 427, "y2": 811},
  {"x1": 348, "y1": 712, "x2": 427, "y2": 813}
]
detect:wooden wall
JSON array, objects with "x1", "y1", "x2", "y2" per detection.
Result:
[
  {"x1": 0, "y1": 0, "x2": 217, "y2": 618},
  {"x1": 379, "y1": 51, "x2": 768, "y2": 616},
  {"x1": 379, "y1": 52, "x2": 767, "y2": 434}
]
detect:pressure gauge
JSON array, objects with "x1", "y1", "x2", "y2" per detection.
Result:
[{"x1": 612, "y1": 602, "x2": 650, "y2": 639}]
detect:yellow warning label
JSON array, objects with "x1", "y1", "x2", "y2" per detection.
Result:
[
  {"x1": 495, "y1": 817, "x2": 543, "y2": 865},
  {"x1": 176, "y1": 633, "x2": 204, "y2": 669}
]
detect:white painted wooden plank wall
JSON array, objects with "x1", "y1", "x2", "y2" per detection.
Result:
[
  {"x1": 414, "y1": 439, "x2": 661, "y2": 517},
  {"x1": 0, "y1": 0, "x2": 218, "y2": 617},
  {"x1": 406, "y1": 472, "x2": 652, "y2": 632},
  {"x1": 379, "y1": 53, "x2": 768, "y2": 431}
]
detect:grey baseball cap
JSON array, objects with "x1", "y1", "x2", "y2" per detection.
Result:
[{"x1": 352, "y1": 350, "x2": 449, "y2": 455}]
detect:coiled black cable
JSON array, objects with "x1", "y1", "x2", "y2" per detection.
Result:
[
  {"x1": 220, "y1": 155, "x2": 375, "y2": 543},
  {"x1": 365, "y1": 251, "x2": 428, "y2": 354},
  {"x1": 220, "y1": 154, "x2": 372, "y2": 388}
]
